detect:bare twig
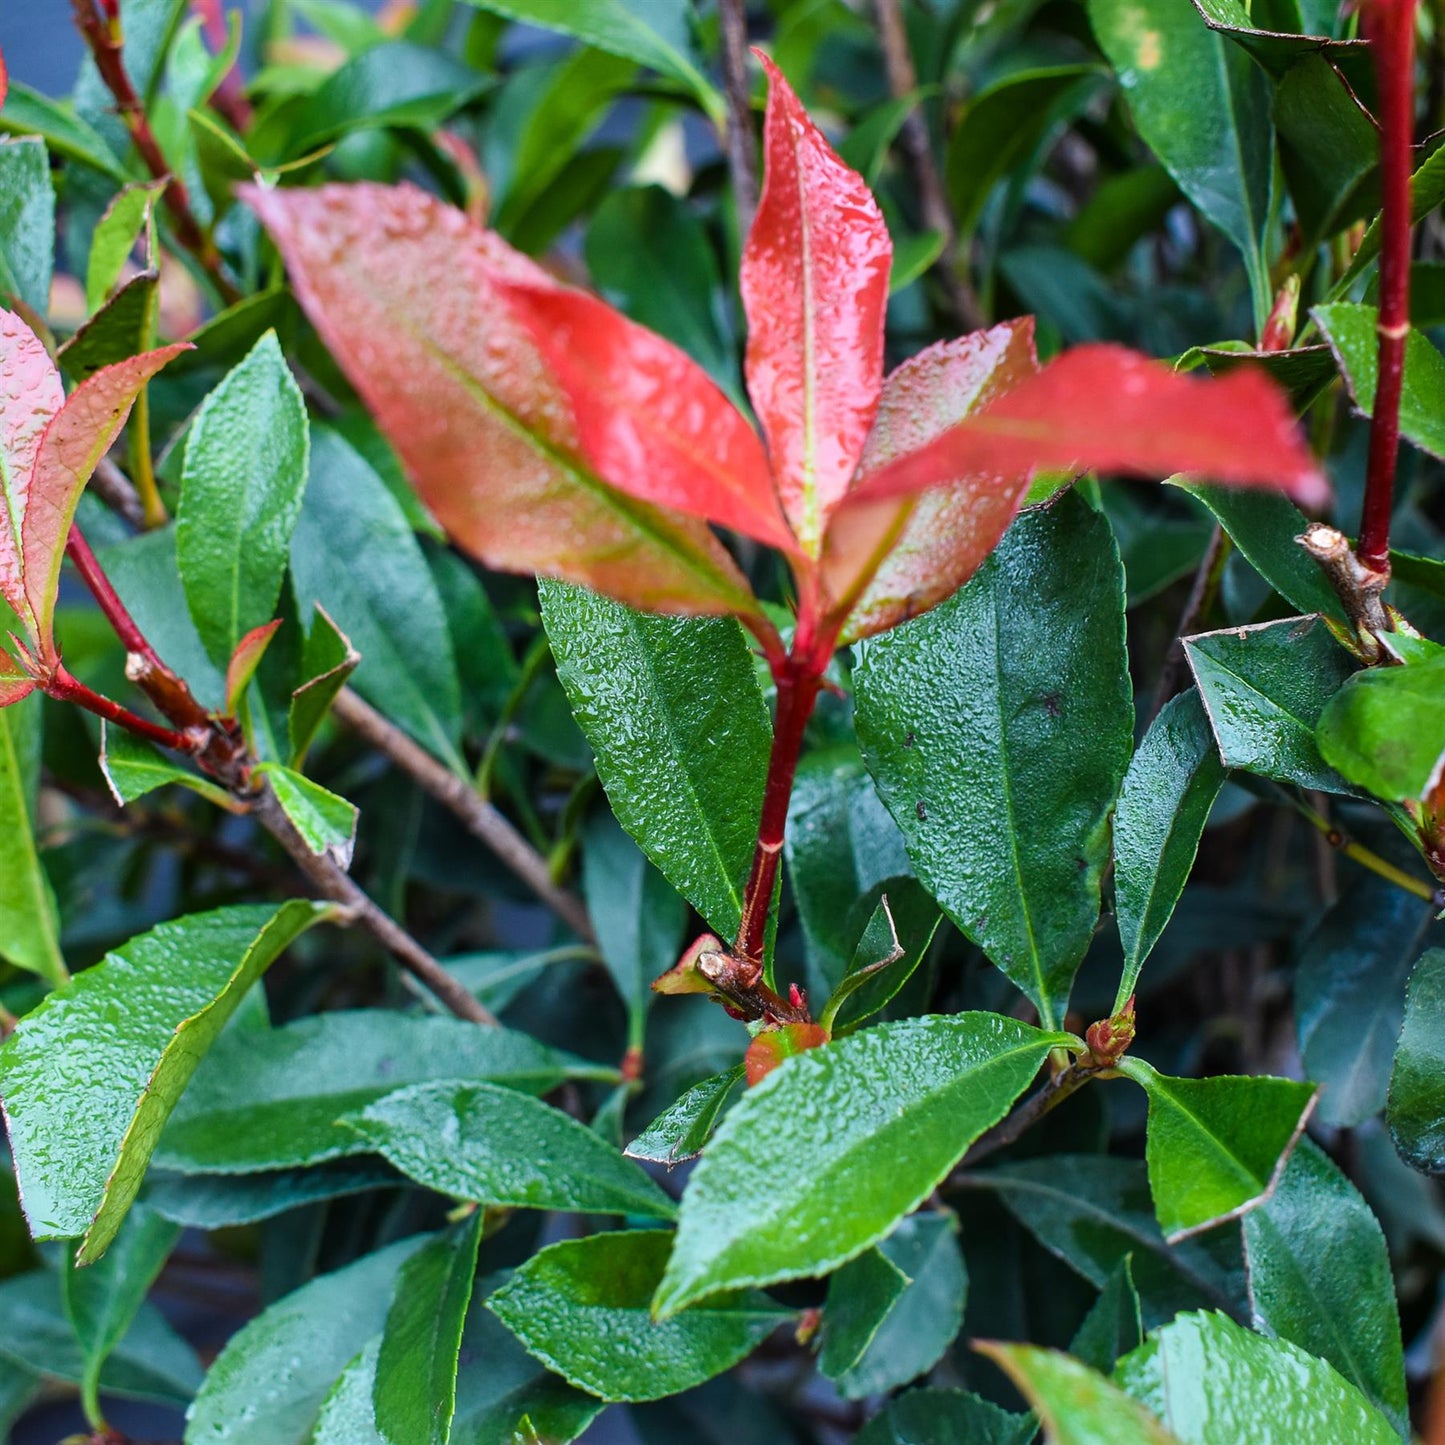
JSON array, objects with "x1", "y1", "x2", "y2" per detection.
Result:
[
  {"x1": 872, "y1": 0, "x2": 983, "y2": 330},
  {"x1": 250, "y1": 783, "x2": 499, "y2": 1026},
  {"x1": 1147, "y1": 523, "x2": 1229, "y2": 724},
  {"x1": 717, "y1": 0, "x2": 758, "y2": 236},
  {"x1": 91, "y1": 456, "x2": 147, "y2": 531},
  {"x1": 331, "y1": 688, "x2": 595, "y2": 942},
  {"x1": 1298, "y1": 522, "x2": 1391, "y2": 659},
  {"x1": 946, "y1": 1062, "x2": 1094, "y2": 1180}
]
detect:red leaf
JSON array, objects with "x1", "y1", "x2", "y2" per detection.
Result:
[
  {"x1": 0, "y1": 661, "x2": 33, "y2": 710},
  {"x1": 225, "y1": 618, "x2": 283, "y2": 716},
  {"x1": 0, "y1": 48, "x2": 8, "y2": 114},
  {"x1": 244, "y1": 182, "x2": 764, "y2": 623},
  {"x1": 24, "y1": 343, "x2": 189, "y2": 658},
  {"x1": 494, "y1": 279, "x2": 797, "y2": 551},
  {"x1": 744, "y1": 1022, "x2": 830, "y2": 1086},
  {"x1": 0, "y1": 309, "x2": 64, "y2": 631},
  {"x1": 821, "y1": 320, "x2": 1040, "y2": 642},
  {"x1": 856, "y1": 344, "x2": 1329, "y2": 509},
  {"x1": 741, "y1": 53, "x2": 892, "y2": 555}
]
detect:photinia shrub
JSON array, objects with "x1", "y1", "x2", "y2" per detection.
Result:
[{"x1": 0, "y1": 0, "x2": 1440, "y2": 1441}]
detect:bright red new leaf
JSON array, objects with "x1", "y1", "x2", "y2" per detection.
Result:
[
  {"x1": 856, "y1": 344, "x2": 1329, "y2": 510},
  {"x1": 741, "y1": 51, "x2": 892, "y2": 556},
  {"x1": 244, "y1": 182, "x2": 766, "y2": 627}
]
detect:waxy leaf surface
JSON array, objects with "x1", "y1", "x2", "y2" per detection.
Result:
[
  {"x1": 1388, "y1": 948, "x2": 1445, "y2": 1172},
  {"x1": 0, "y1": 695, "x2": 62, "y2": 981},
  {"x1": 1317, "y1": 655, "x2": 1445, "y2": 801}
]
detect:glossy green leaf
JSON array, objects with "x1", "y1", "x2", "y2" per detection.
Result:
[
  {"x1": 157, "y1": 1011, "x2": 609, "y2": 1174},
  {"x1": 1113, "y1": 688, "x2": 1226, "y2": 1009},
  {"x1": 459, "y1": 0, "x2": 723, "y2": 122},
  {"x1": 374, "y1": 1211, "x2": 483, "y2": 1445},
  {"x1": 1071, "y1": 1258, "x2": 1143, "y2": 1374},
  {"x1": 1296, "y1": 875, "x2": 1441, "y2": 1127},
  {"x1": 287, "y1": 605, "x2": 360, "y2": 766},
  {"x1": 855, "y1": 494, "x2": 1132, "y2": 1027},
  {"x1": 819, "y1": 1245, "x2": 910, "y2": 1380},
  {"x1": 541, "y1": 580, "x2": 770, "y2": 939},
  {"x1": 177, "y1": 330, "x2": 310, "y2": 670},
  {"x1": 0, "y1": 136, "x2": 54, "y2": 314},
  {"x1": 61, "y1": 1203, "x2": 179, "y2": 1424},
  {"x1": 0, "y1": 901, "x2": 329, "y2": 1258},
  {"x1": 1317, "y1": 655, "x2": 1445, "y2": 802},
  {"x1": 1120, "y1": 1059, "x2": 1316, "y2": 1240},
  {"x1": 828, "y1": 1212, "x2": 967, "y2": 1399},
  {"x1": 981, "y1": 1156, "x2": 1247, "y2": 1327},
  {"x1": 1336, "y1": 142, "x2": 1445, "y2": 295},
  {"x1": 85, "y1": 180, "x2": 163, "y2": 311},
  {"x1": 100, "y1": 722, "x2": 230, "y2": 809},
  {"x1": 488, "y1": 1230, "x2": 789, "y2": 1402},
  {"x1": 184, "y1": 1233, "x2": 429, "y2": 1445},
  {"x1": 0, "y1": 693, "x2": 64, "y2": 984},
  {"x1": 144, "y1": 1161, "x2": 399, "y2": 1228},
  {"x1": 1114, "y1": 1310, "x2": 1399, "y2": 1444},
  {"x1": 1090, "y1": 0, "x2": 1274, "y2": 321},
  {"x1": 854, "y1": 1388, "x2": 1034, "y2": 1445},
  {"x1": 312, "y1": 1340, "x2": 385, "y2": 1445},
  {"x1": 342, "y1": 1079, "x2": 675, "y2": 1217},
  {"x1": 653, "y1": 1013, "x2": 1071, "y2": 1316},
  {"x1": 625, "y1": 1065, "x2": 745, "y2": 1167},
  {"x1": 982, "y1": 1341, "x2": 1181, "y2": 1444},
  {"x1": 0, "y1": 82, "x2": 126, "y2": 178},
  {"x1": 57, "y1": 271, "x2": 159, "y2": 384},
  {"x1": 1388, "y1": 948, "x2": 1445, "y2": 1172},
  {"x1": 1185, "y1": 616, "x2": 1358, "y2": 794},
  {"x1": 1314, "y1": 302, "x2": 1445, "y2": 461},
  {"x1": 830, "y1": 885, "x2": 940, "y2": 1035},
  {"x1": 583, "y1": 810, "x2": 687, "y2": 1042},
  {"x1": 1242, "y1": 1140, "x2": 1406, "y2": 1435},
  {"x1": 258, "y1": 764, "x2": 358, "y2": 869}
]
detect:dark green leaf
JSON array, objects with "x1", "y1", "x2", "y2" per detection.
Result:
[
  {"x1": 342, "y1": 1080, "x2": 675, "y2": 1217},
  {"x1": 374, "y1": 1212, "x2": 484, "y2": 1445},
  {"x1": 156, "y1": 1011, "x2": 610, "y2": 1173},
  {"x1": 0, "y1": 902, "x2": 329, "y2": 1258},
  {"x1": 855, "y1": 494, "x2": 1132, "y2": 1027},
  {"x1": 100, "y1": 722, "x2": 230, "y2": 808},
  {"x1": 854, "y1": 1388, "x2": 1034, "y2": 1445},
  {"x1": 1113, "y1": 688, "x2": 1226, "y2": 1007},
  {"x1": 830, "y1": 885, "x2": 940, "y2": 1035},
  {"x1": 1120, "y1": 1059, "x2": 1316, "y2": 1240},
  {"x1": 653, "y1": 1014, "x2": 1071, "y2": 1316},
  {"x1": 1242, "y1": 1140, "x2": 1407, "y2": 1435},
  {"x1": 0, "y1": 694, "x2": 64, "y2": 984},
  {"x1": 177, "y1": 330, "x2": 310, "y2": 670},
  {"x1": 1317, "y1": 655, "x2": 1445, "y2": 801},
  {"x1": 1388, "y1": 948, "x2": 1445, "y2": 1172},
  {"x1": 625, "y1": 1065, "x2": 745, "y2": 1167},
  {"x1": 541, "y1": 580, "x2": 771, "y2": 939},
  {"x1": 819, "y1": 1246, "x2": 910, "y2": 1380},
  {"x1": 1335, "y1": 140, "x2": 1445, "y2": 295},
  {"x1": 1070, "y1": 1258, "x2": 1143, "y2": 1374},
  {"x1": 488, "y1": 1230, "x2": 790, "y2": 1402},
  {"x1": 0, "y1": 136, "x2": 54, "y2": 314},
  {"x1": 1184, "y1": 615, "x2": 1358, "y2": 794},
  {"x1": 58, "y1": 271, "x2": 159, "y2": 382},
  {"x1": 1193, "y1": 344, "x2": 1339, "y2": 411},
  {"x1": 288, "y1": 605, "x2": 360, "y2": 765},
  {"x1": 0, "y1": 82, "x2": 126, "y2": 178},
  {"x1": 144, "y1": 1162, "x2": 399, "y2": 1228}
]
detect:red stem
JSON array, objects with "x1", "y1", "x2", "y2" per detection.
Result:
[
  {"x1": 45, "y1": 667, "x2": 198, "y2": 753},
  {"x1": 1359, "y1": 0, "x2": 1418, "y2": 573}
]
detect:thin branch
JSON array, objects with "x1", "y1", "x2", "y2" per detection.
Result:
[
  {"x1": 249, "y1": 783, "x2": 499, "y2": 1026},
  {"x1": 330, "y1": 688, "x2": 596, "y2": 942},
  {"x1": 717, "y1": 0, "x2": 758, "y2": 237},
  {"x1": 46, "y1": 666, "x2": 199, "y2": 753},
  {"x1": 872, "y1": 0, "x2": 984, "y2": 330},
  {"x1": 1292, "y1": 792, "x2": 1445, "y2": 906},
  {"x1": 1147, "y1": 523, "x2": 1229, "y2": 724},
  {"x1": 946, "y1": 1061, "x2": 1095, "y2": 1180},
  {"x1": 91, "y1": 455, "x2": 147, "y2": 531}
]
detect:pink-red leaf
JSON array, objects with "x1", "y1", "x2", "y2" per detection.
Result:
[
  {"x1": 741, "y1": 53, "x2": 892, "y2": 555},
  {"x1": 225, "y1": 618, "x2": 283, "y2": 716},
  {"x1": 0, "y1": 309, "x2": 64, "y2": 631},
  {"x1": 821, "y1": 320, "x2": 1040, "y2": 642},
  {"x1": 244, "y1": 182, "x2": 763, "y2": 622},
  {"x1": 495, "y1": 279, "x2": 796, "y2": 551},
  {"x1": 24, "y1": 343, "x2": 188, "y2": 658},
  {"x1": 856, "y1": 344, "x2": 1329, "y2": 509}
]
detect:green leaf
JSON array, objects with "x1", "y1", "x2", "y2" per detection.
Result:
[
  {"x1": 1113, "y1": 689, "x2": 1226, "y2": 1008},
  {"x1": 0, "y1": 82, "x2": 126, "y2": 178},
  {"x1": 287, "y1": 605, "x2": 360, "y2": 765},
  {"x1": 156, "y1": 1011, "x2": 609, "y2": 1174},
  {"x1": 981, "y1": 1341, "x2": 1181, "y2": 1444},
  {"x1": 1185, "y1": 616, "x2": 1358, "y2": 794},
  {"x1": 459, "y1": 0, "x2": 723, "y2": 122},
  {"x1": 85, "y1": 180, "x2": 164, "y2": 311},
  {"x1": 854, "y1": 493, "x2": 1132, "y2": 1027},
  {"x1": 1388, "y1": 948, "x2": 1445, "y2": 1172},
  {"x1": 583, "y1": 810, "x2": 687, "y2": 1043},
  {"x1": 374, "y1": 1212, "x2": 483, "y2": 1445},
  {"x1": 1242, "y1": 1140, "x2": 1407, "y2": 1435},
  {"x1": 980, "y1": 1156, "x2": 1247, "y2": 1326},
  {"x1": 488, "y1": 1230, "x2": 790, "y2": 1402},
  {"x1": 0, "y1": 694, "x2": 64, "y2": 984},
  {"x1": 1335, "y1": 142, "x2": 1445, "y2": 296},
  {"x1": 100, "y1": 721, "x2": 230, "y2": 809},
  {"x1": 1314, "y1": 302, "x2": 1445, "y2": 461},
  {"x1": 1317, "y1": 655, "x2": 1445, "y2": 801},
  {"x1": 1119, "y1": 1059, "x2": 1316, "y2": 1241},
  {"x1": 819, "y1": 1246, "x2": 910, "y2": 1380},
  {"x1": 0, "y1": 136, "x2": 55, "y2": 314},
  {"x1": 830, "y1": 885, "x2": 940, "y2": 1035},
  {"x1": 184, "y1": 1233, "x2": 429, "y2": 1445},
  {"x1": 312, "y1": 1340, "x2": 385, "y2": 1445},
  {"x1": 854, "y1": 1388, "x2": 1034, "y2": 1445},
  {"x1": 827, "y1": 1212, "x2": 967, "y2": 1399},
  {"x1": 653, "y1": 1013, "x2": 1071, "y2": 1316},
  {"x1": 0, "y1": 901, "x2": 329, "y2": 1259},
  {"x1": 1071, "y1": 1258, "x2": 1143, "y2": 1374},
  {"x1": 625, "y1": 1064, "x2": 745, "y2": 1167},
  {"x1": 60, "y1": 1203, "x2": 180, "y2": 1425},
  {"x1": 541, "y1": 580, "x2": 771, "y2": 939},
  {"x1": 144, "y1": 1161, "x2": 399, "y2": 1228},
  {"x1": 257, "y1": 764, "x2": 358, "y2": 869},
  {"x1": 58, "y1": 271, "x2": 160, "y2": 383},
  {"x1": 1296, "y1": 875, "x2": 1442, "y2": 1127},
  {"x1": 1114, "y1": 1310, "x2": 1399, "y2": 1444},
  {"x1": 177, "y1": 330, "x2": 310, "y2": 670},
  {"x1": 342, "y1": 1079, "x2": 675, "y2": 1217},
  {"x1": 1090, "y1": 0, "x2": 1275, "y2": 322}
]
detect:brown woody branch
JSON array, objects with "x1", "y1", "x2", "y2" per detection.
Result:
[{"x1": 717, "y1": 0, "x2": 759, "y2": 238}]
